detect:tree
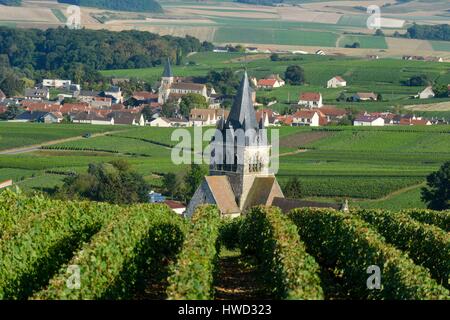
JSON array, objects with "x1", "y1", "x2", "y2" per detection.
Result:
[
  {"x1": 179, "y1": 93, "x2": 208, "y2": 117},
  {"x1": 270, "y1": 53, "x2": 280, "y2": 61},
  {"x1": 433, "y1": 84, "x2": 449, "y2": 98},
  {"x1": 184, "y1": 164, "x2": 207, "y2": 198},
  {"x1": 284, "y1": 65, "x2": 305, "y2": 85},
  {"x1": 56, "y1": 160, "x2": 150, "y2": 204},
  {"x1": 375, "y1": 29, "x2": 384, "y2": 36},
  {"x1": 403, "y1": 74, "x2": 430, "y2": 87},
  {"x1": 377, "y1": 93, "x2": 383, "y2": 101},
  {"x1": 162, "y1": 172, "x2": 182, "y2": 199},
  {"x1": 421, "y1": 161, "x2": 450, "y2": 210},
  {"x1": 283, "y1": 177, "x2": 303, "y2": 199}
]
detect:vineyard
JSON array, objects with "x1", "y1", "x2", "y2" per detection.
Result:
[{"x1": 0, "y1": 190, "x2": 448, "y2": 300}]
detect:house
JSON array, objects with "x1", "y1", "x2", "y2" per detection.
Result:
[
  {"x1": 164, "y1": 200, "x2": 186, "y2": 216},
  {"x1": 132, "y1": 91, "x2": 158, "y2": 104},
  {"x1": 43, "y1": 112, "x2": 64, "y2": 123},
  {"x1": 245, "y1": 47, "x2": 259, "y2": 54},
  {"x1": 424, "y1": 56, "x2": 443, "y2": 63},
  {"x1": 108, "y1": 111, "x2": 145, "y2": 126},
  {"x1": 298, "y1": 92, "x2": 323, "y2": 108},
  {"x1": 418, "y1": 86, "x2": 435, "y2": 99},
  {"x1": 327, "y1": 76, "x2": 347, "y2": 88},
  {"x1": 186, "y1": 72, "x2": 284, "y2": 218},
  {"x1": 352, "y1": 92, "x2": 378, "y2": 102},
  {"x1": 354, "y1": 115, "x2": 385, "y2": 126},
  {"x1": 0, "y1": 89, "x2": 5, "y2": 102},
  {"x1": 399, "y1": 117, "x2": 432, "y2": 126},
  {"x1": 77, "y1": 90, "x2": 101, "y2": 103},
  {"x1": 24, "y1": 88, "x2": 50, "y2": 101},
  {"x1": 256, "y1": 109, "x2": 277, "y2": 127},
  {"x1": 111, "y1": 78, "x2": 130, "y2": 86},
  {"x1": 315, "y1": 106, "x2": 347, "y2": 123},
  {"x1": 315, "y1": 50, "x2": 326, "y2": 55},
  {"x1": 148, "y1": 117, "x2": 190, "y2": 127},
  {"x1": 102, "y1": 86, "x2": 123, "y2": 104},
  {"x1": 60, "y1": 103, "x2": 90, "y2": 114},
  {"x1": 90, "y1": 97, "x2": 112, "y2": 108},
  {"x1": 71, "y1": 111, "x2": 114, "y2": 125},
  {"x1": 42, "y1": 79, "x2": 71, "y2": 88},
  {"x1": 189, "y1": 108, "x2": 229, "y2": 127},
  {"x1": 257, "y1": 75, "x2": 285, "y2": 89},
  {"x1": 21, "y1": 101, "x2": 61, "y2": 112},
  {"x1": 367, "y1": 55, "x2": 379, "y2": 60},
  {"x1": 213, "y1": 47, "x2": 229, "y2": 53},
  {"x1": 275, "y1": 115, "x2": 294, "y2": 126},
  {"x1": 292, "y1": 109, "x2": 326, "y2": 127},
  {"x1": 12, "y1": 111, "x2": 49, "y2": 123}
]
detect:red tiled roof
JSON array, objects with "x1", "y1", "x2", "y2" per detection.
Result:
[
  {"x1": 299, "y1": 92, "x2": 321, "y2": 101},
  {"x1": 164, "y1": 200, "x2": 185, "y2": 209},
  {"x1": 314, "y1": 107, "x2": 346, "y2": 117},
  {"x1": 293, "y1": 110, "x2": 319, "y2": 119},
  {"x1": 257, "y1": 79, "x2": 277, "y2": 87},
  {"x1": 132, "y1": 91, "x2": 158, "y2": 100}
]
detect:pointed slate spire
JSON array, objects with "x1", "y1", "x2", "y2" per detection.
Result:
[
  {"x1": 162, "y1": 57, "x2": 173, "y2": 78},
  {"x1": 226, "y1": 71, "x2": 258, "y2": 131}
]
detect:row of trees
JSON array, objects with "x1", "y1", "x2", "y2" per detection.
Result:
[
  {"x1": 0, "y1": 26, "x2": 213, "y2": 94},
  {"x1": 57, "y1": 0, "x2": 162, "y2": 13}
]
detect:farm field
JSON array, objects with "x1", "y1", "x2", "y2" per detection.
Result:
[
  {"x1": 102, "y1": 51, "x2": 450, "y2": 118},
  {"x1": 0, "y1": 123, "x2": 449, "y2": 209},
  {"x1": 0, "y1": 194, "x2": 448, "y2": 300}
]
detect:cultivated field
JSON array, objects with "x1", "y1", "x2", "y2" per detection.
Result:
[{"x1": 0, "y1": 123, "x2": 449, "y2": 210}]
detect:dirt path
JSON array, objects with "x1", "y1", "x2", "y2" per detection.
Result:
[
  {"x1": 214, "y1": 250, "x2": 270, "y2": 300},
  {"x1": 362, "y1": 182, "x2": 426, "y2": 203},
  {"x1": 279, "y1": 148, "x2": 309, "y2": 157},
  {"x1": 0, "y1": 129, "x2": 132, "y2": 155}
]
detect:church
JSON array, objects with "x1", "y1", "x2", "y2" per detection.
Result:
[{"x1": 186, "y1": 72, "x2": 284, "y2": 217}]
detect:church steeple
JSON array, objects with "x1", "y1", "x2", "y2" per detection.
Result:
[
  {"x1": 162, "y1": 57, "x2": 173, "y2": 78},
  {"x1": 226, "y1": 71, "x2": 258, "y2": 131}
]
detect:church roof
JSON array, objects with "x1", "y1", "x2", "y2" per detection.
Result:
[
  {"x1": 162, "y1": 58, "x2": 173, "y2": 78},
  {"x1": 242, "y1": 176, "x2": 284, "y2": 211},
  {"x1": 205, "y1": 176, "x2": 240, "y2": 214},
  {"x1": 226, "y1": 71, "x2": 259, "y2": 131}
]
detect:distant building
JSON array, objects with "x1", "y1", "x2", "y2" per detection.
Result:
[
  {"x1": 315, "y1": 50, "x2": 326, "y2": 55},
  {"x1": 189, "y1": 108, "x2": 229, "y2": 127},
  {"x1": 108, "y1": 111, "x2": 145, "y2": 126},
  {"x1": 418, "y1": 86, "x2": 435, "y2": 99},
  {"x1": 315, "y1": 106, "x2": 347, "y2": 123},
  {"x1": 298, "y1": 92, "x2": 323, "y2": 108},
  {"x1": 148, "y1": 117, "x2": 190, "y2": 127},
  {"x1": 164, "y1": 200, "x2": 186, "y2": 216},
  {"x1": 43, "y1": 112, "x2": 64, "y2": 123},
  {"x1": 257, "y1": 74, "x2": 285, "y2": 89},
  {"x1": 354, "y1": 115, "x2": 385, "y2": 126},
  {"x1": 12, "y1": 111, "x2": 49, "y2": 123},
  {"x1": 327, "y1": 76, "x2": 347, "y2": 88},
  {"x1": 24, "y1": 88, "x2": 50, "y2": 101},
  {"x1": 42, "y1": 79, "x2": 71, "y2": 88},
  {"x1": 292, "y1": 109, "x2": 326, "y2": 127},
  {"x1": 352, "y1": 92, "x2": 378, "y2": 102},
  {"x1": 71, "y1": 111, "x2": 114, "y2": 125},
  {"x1": 102, "y1": 86, "x2": 123, "y2": 104},
  {"x1": 213, "y1": 47, "x2": 229, "y2": 53}
]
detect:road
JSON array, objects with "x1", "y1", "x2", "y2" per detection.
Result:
[{"x1": 0, "y1": 130, "x2": 131, "y2": 155}]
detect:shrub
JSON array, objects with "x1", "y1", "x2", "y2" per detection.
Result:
[
  {"x1": 403, "y1": 209, "x2": 450, "y2": 232},
  {"x1": 166, "y1": 205, "x2": 221, "y2": 300},
  {"x1": 289, "y1": 208, "x2": 449, "y2": 299},
  {"x1": 218, "y1": 217, "x2": 242, "y2": 250},
  {"x1": 240, "y1": 206, "x2": 324, "y2": 300},
  {"x1": 356, "y1": 209, "x2": 450, "y2": 287},
  {"x1": 34, "y1": 204, "x2": 185, "y2": 299}
]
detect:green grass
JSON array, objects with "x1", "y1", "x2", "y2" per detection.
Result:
[
  {"x1": 430, "y1": 41, "x2": 450, "y2": 52},
  {"x1": 0, "y1": 123, "x2": 126, "y2": 151}
]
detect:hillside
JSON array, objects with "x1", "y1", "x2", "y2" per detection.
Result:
[{"x1": 57, "y1": 0, "x2": 162, "y2": 13}]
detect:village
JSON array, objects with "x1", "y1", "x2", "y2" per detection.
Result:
[{"x1": 0, "y1": 57, "x2": 449, "y2": 128}]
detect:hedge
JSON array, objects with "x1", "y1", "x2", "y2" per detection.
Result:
[
  {"x1": 0, "y1": 192, "x2": 119, "y2": 299},
  {"x1": 356, "y1": 209, "x2": 449, "y2": 288},
  {"x1": 166, "y1": 205, "x2": 221, "y2": 300},
  {"x1": 240, "y1": 206, "x2": 324, "y2": 300},
  {"x1": 218, "y1": 216, "x2": 243, "y2": 250},
  {"x1": 402, "y1": 209, "x2": 450, "y2": 232},
  {"x1": 289, "y1": 208, "x2": 449, "y2": 300},
  {"x1": 34, "y1": 204, "x2": 185, "y2": 299}
]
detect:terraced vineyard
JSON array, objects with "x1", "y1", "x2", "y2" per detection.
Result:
[{"x1": 0, "y1": 190, "x2": 448, "y2": 300}]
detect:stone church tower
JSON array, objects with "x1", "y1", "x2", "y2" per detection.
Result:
[
  {"x1": 158, "y1": 58, "x2": 174, "y2": 104},
  {"x1": 186, "y1": 72, "x2": 284, "y2": 217}
]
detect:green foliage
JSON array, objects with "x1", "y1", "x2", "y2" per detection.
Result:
[
  {"x1": 0, "y1": 0, "x2": 21, "y2": 5},
  {"x1": 56, "y1": 160, "x2": 150, "y2": 204},
  {"x1": 34, "y1": 203, "x2": 185, "y2": 299},
  {"x1": 205, "y1": 68, "x2": 240, "y2": 96},
  {"x1": 406, "y1": 23, "x2": 450, "y2": 41},
  {"x1": 284, "y1": 65, "x2": 305, "y2": 85},
  {"x1": 289, "y1": 208, "x2": 449, "y2": 299},
  {"x1": 57, "y1": 0, "x2": 162, "y2": 13},
  {"x1": 356, "y1": 209, "x2": 450, "y2": 287},
  {"x1": 166, "y1": 205, "x2": 221, "y2": 300},
  {"x1": 179, "y1": 93, "x2": 208, "y2": 117},
  {"x1": 240, "y1": 207, "x2": 324, "y2": 300},
  {"x1": 421, "y1": 161, "x2": 450, "y2": 210},
  {"x1": 0, "y1": 190, "x2": 120, "y2": 299},
  {"x1": 283, "y1": 177, "x2": 303, "y2": 199},
  {"x1": 403, "y1": 209, "x2": 450, "y2": 232},
  {"x1": 403, "y1": 74, "x2": 431, "y2": 87},
  {"x1": 218, "y1": 217, "x2": 243, "y2": 250},
  {"x1": 184, "y1": 164, "x2": 207, "y2": 198}
]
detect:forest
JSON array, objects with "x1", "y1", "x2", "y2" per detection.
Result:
[
  {"x1": 0, "y1": 0, "x2": 21, "y2": 6},
  {"x1": 0, "y1": 26, "x2": 213, "y2": 95},
  {"x1": 57, "y1": 0, "x2": 162, "y2": 13},
  {"x1": 405, "y1": 24, "x2": 450, "y2": 42}
]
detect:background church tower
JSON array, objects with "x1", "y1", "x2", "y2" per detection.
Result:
[
  {"x1": 158, "y1": 58, "x2": 174, "y2": 104},
  {"x1": 210, "y1": 71, "x2": 273, "y2": 210}
]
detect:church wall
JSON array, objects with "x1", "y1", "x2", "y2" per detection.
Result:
[{"x1": 185, "y1": 180, "x2": 216, "y2": 218}]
